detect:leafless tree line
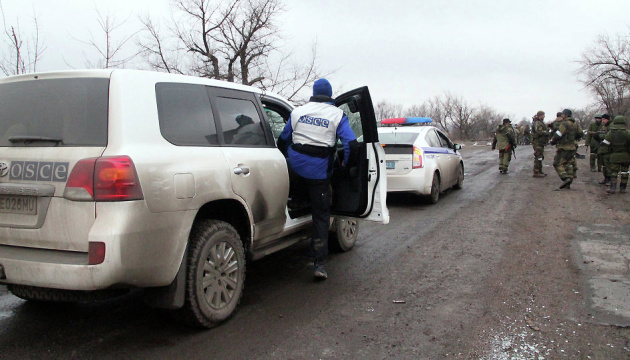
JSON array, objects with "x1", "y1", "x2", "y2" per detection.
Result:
[
  {"x1": 0, "y1": 0, "x2": 325, "y2": 102},
  {"x1": 375, "y1": 93, "x2": 507, "y2": 141},
  {"x1": 578, "y1": 29, "x2": 630, "y2": 117}
]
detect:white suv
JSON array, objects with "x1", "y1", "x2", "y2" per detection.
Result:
[{"x1": 0, "y1": 69, "x2": 389, "y2": 328}]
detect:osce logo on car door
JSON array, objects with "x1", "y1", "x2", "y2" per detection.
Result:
[{"x1": 9, "y1": 161, "x2": 69, "y2": 182}]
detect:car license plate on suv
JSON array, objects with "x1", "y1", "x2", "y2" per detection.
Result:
[
  {"x1": 386, "y1": 161, "x2": 395, "y2": 169},
  {"x1": 0, "y1": 195, "x2": 37, "y2": 215}
]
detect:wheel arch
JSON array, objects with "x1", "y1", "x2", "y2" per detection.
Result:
[{"x1": 144, "y1": 198, "x2": 252, "y2": 310}]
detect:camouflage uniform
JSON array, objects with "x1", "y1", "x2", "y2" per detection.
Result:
[
  {"x1": 550, "y1": 113, "x2": 583, "y2": 189},
  {"x1": 531, "y1": 115, "x2": 550, "y2": 177},
  {"x1": 603, "y1": 116, "x2": 630, "y2": 194},
  {"x1": 492, "y1": 120, "x2": 516, "y2": 174},
  {"x1": 597, "y1": 117, "x2": 612, "y2": 184},
  {"x1": 586, "y1": 116, "x2": 603, "y2": 171}
]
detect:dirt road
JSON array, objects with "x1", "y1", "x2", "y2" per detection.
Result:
[{"x1": 0, "y1": 144, "x2": 629, "y2": 359}]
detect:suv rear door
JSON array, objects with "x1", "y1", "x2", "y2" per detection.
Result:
[
  {"x1": 208, "y1": 87, "x2": 289, "y2": 241},
  {"x1": 331, "y1": 87, "x2": 389, "y2": 224}
]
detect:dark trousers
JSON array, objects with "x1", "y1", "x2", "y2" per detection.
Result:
[{"x1": 305, "y1": 178, "x2": 331, "y2": 266}]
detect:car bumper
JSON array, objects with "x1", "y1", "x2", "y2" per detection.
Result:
[
  {"x1": 0, "y1": 201, "x2": 192, "y2": 290},
  {"x1": 386, "y1": 169, "x2": 433, "y2": 195}
]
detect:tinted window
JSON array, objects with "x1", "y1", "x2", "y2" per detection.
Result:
[
  {"x1": 215, "y1": 97, "x2": 267, "y2": 146},
  {"x1": 156, "y1": 83, "x2": 218, "y2": 146},
  {"x1": 378, "y1": 132, "x2": 420, "y2": 145},
  {"x1": 0, "y1": 78, "x2": 109, "y2": 147}
]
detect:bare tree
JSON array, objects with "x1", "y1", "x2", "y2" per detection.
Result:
[
  {"x1": 75, "y1": 7, "x2": 141, "y2": 69},
  {"x1": 138, "y1": 0, "x2": 326, "y2": 101},
  {"x1": 579, "y1": 32, "x2": 630, "y2": 86},
  {"x1": 0, "y1": 4, "x2": 45, "y2": 75},
  {"x1": 374, "y1": 100, "x2": 404, "y2": 121},
  {"x1": 578, "y1": 30, "x2": 630, "y2": 116}
]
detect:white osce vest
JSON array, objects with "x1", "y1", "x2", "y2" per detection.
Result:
[{"x1": 290, "y1": 102, "x2": 343, "y2": 147}]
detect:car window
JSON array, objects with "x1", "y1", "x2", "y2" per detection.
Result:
[
  {"x1": 156, "y1": 83, "x2": 218, "y2": 146},
  {"x1": 264, "y1": 108, "x2": 286, "y2": 141},
  {"x1": 215, "y1": 97, "x2": 267, "y2": 146},
  {"x1": 378, "y1": 132, "x2": 419, "y2": 145},
  {"x1": 425, "y1": 130, "x2": 442, "y2": 148},
  {"x1": 337, "y1": 105, "x2": 364, "y2": 143},
  {"x1": 436, "y1": 130, "x2": 454, "y2": 148},
  {"x1": 0, "y1": 78, "x2": 109, "y2": 147}
]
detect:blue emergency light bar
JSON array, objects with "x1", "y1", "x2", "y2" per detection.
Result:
[{"x1": 381, "y1": 117, "x2": 433, "y2": 126}]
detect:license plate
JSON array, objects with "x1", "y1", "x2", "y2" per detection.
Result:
[
  {"x1": 0, "y1": 195, "x2": 37, "y2": 215},
  {"x1": 386, "y1": 161, "x2": 395, "y2": 169}
]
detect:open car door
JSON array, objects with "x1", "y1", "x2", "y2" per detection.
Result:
[{"x1": 331, "y1": 87, "x2": 389, "y2": 224}]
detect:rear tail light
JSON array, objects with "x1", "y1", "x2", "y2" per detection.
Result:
[
  {"x1": 64, "y1": 156, "x2": 144, "y2": 201},
  {"x1": 412, "y1": 146, "x2": 423, "y2": 168}
]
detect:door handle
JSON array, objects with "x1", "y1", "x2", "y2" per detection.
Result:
[{"x1": 234, "y1": 166, "x2": 250, "y2": 175}]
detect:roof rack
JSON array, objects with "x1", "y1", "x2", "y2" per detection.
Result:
[{"x1": 380, "y1": 117, "x2": 432, "y2": 127}]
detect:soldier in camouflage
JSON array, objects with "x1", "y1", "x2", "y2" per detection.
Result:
[
  {"x1": 492, "y1": 118, "x2": 516, "y2": 174},
  {"x1": 602, "y1": 115, "x2": 630, "y2": 194},
  {"x1": 531, "y1": 110, "x2": 550, "y2": 177},
  {"x1": 550, "y1": 109, "x2": 584, "y2": 189},
  {"x1": 586, "y1": 114, "x2": 603, "y2": 172},
  {"x1": 597, "y1": 114, "x2": 613, "y2": 185}
]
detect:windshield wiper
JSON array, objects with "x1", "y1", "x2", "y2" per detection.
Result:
[{"x1": 8, "y1": 136, "x2": 63, "y2": 145}]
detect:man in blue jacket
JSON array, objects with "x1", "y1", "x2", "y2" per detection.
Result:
[{"x1": 278, "y1": 78, "x2": 357, "y2": 280}]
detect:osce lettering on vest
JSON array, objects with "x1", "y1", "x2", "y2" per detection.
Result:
[
  {"x1": 298, "y1": 115, "x2": 330, "y2": 128},
  {"x1": 291, "y1": 102, "x2": 344, "y2": 147}
]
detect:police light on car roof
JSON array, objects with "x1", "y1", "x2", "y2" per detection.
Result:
[
  {"x1": 63, "y1": 156, "x2": 144, "y2": 201},
  {"x1": 381, "y1": 117, "x2": 433, "y2": 126}
]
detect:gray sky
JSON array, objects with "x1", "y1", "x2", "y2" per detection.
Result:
[{"x1": 2, "y1": 0, "x2": 630, "y2": 121}]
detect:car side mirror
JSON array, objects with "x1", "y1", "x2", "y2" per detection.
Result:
[{"x1": 454, "y1": 144, "x2": 462, "y2": 151}]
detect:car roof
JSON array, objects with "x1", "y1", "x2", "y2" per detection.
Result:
[{"x1": 0, "y1": 69, "x2": 290, "y2": 104}]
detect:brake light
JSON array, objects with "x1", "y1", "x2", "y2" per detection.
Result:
[
  {"x1": 412, "y1": 146, "x2": 423, "y2": 168},
  {"x1": 65, "y1": 156, "x2": 143, "y2": 201}
]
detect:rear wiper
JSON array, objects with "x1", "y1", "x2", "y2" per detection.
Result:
[{"x1": 8, "y1": 136, "x2": 63, "y2": 145}]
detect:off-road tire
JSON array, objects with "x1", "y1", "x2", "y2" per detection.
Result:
[
  {"x1": 329, "y1": 217, "x2": 359, "y2": 252},
  {"x1": 172, "y1": 219, "x2": 246, "y2": 329},
  {"x1": 453, "y1": 164, "x2": 464, "y2": 190},
  {"x1": 7, "y1": 284, "x2": 126, "y2": 302},
  {"x1": 429, "y1": 172, "x2": 441, "y2": 204}
]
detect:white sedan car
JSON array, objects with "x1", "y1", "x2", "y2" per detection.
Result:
[{"x1": 378, "y1": 117, "x2": 464, "y2": 204}]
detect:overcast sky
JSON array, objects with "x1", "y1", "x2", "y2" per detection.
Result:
[{"x1": 2, "y1": 0, "x2": 630, "y2": 122}]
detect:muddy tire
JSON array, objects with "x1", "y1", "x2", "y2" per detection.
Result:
[
  {"x1": 329, "y1": 217, "x2": 359, "y2": 252},
  {"x1": 428, "y1": 172, "x2": 441, "y2": 204},
  {"x1": 453, "y1": 164, "x2": 464, "y2": 190},
  {"x1": 173, "y1": 219, "x2": 246, "y2": 329}
]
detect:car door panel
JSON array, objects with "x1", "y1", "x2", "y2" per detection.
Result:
[{"x1": 332, "y1": 87, "x2": 388, "y2": 224}]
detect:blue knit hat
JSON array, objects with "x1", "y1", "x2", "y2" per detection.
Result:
[{"x1": 313, "y1": 78, "x2": 332, "y2": 97}]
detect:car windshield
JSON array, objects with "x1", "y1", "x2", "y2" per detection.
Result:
[
  {"x1": 378, "y1": 132, "x2": 419, "y2": 145},
  {"x1": 0, "y1": 78, "x2": 109, "y2": 147}
]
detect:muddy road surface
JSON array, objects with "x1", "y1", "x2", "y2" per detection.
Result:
[{"x1": 1, "y1": 144, "x2": 629, "y2": 359}]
